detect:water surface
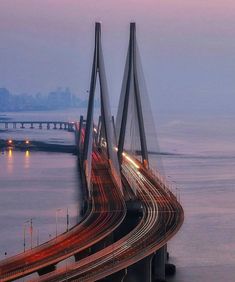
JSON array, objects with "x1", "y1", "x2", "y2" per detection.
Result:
[{"x1": 0, "y1": 111, "x2": 235, "y2": 281}]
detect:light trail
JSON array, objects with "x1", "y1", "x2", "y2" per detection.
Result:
[
  {"x1": 0, "y1": 144, "x2": 126, "y2": 282},
  {"x1": 31, "y1": 153, "x2": 183, "y2": 282}
]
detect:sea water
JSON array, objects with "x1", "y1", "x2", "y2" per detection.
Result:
[
  {"x1": 0, "y1": 110, "x2": 234, "y2": 281},
  {"x1": 155, "y1": 113, "x2": 235, "y2": 282}
]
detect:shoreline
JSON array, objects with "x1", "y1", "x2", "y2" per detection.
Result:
[{"x1": 0, "y1": 139, "x2": 76, "y2": 154}]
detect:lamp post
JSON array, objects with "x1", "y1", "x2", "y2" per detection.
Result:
[
  {"x1": 23, "y1": 223, "x2": 27, "y2": 252},
  {"x1": 37, "y1": 229, "x2": 40, "y2": 246},
  {"x1": 30, "y1": 218, "x2": 33, "y2": 249},
  {"x1": 23, "y1": 219, "x2": 33, "y2": 252},
  {"x1": 66, "y1": 208, "x2": 69, "y2": 232},
  {"x1": 56, "y1": 208, "x2": 62, "y2": 237}
]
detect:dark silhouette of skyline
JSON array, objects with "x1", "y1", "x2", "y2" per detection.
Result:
[{"x1": 0, "y1": 87, "x2": 100, "y2": 112}]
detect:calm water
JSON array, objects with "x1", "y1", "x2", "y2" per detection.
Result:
[
  {"x1": 155, "y1": 113, "x2": 235, "y2": 282},
  {"x1": 0, "y1": 110, "x2": 84, "y2": 259},
  {"x1": 0, "y1": 150, "x2": 82, "y2": 258},
  {"x1": 0, "y1": 110, "x2": 235, "y2": 281}
]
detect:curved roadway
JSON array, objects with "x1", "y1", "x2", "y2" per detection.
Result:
[
  {"x1": 0, "y1": 151, "x2": 126, "y2": 282},
  {"x1": 31, "y1": 155, "x2": 184, "y2": 281}
]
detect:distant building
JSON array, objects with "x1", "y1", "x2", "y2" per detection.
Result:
[
  {"x1": 0, "y1": 87, "x2": 95, "y2": 112},
  {"x1": 0, "y1": 88, "x2": 10, "y2": 111}
]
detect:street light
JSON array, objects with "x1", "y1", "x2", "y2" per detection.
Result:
[
  {"x1": 56, "y1": 208, "x2": 62, "y2": 237},
  {"x1": 7, "y1": 139, "x2": 13, "y2": 146},
  {"x1": 23, "y1": 219, "x2": 33, "y2": 251},
  {"x1": 66, "y1": 208, "x2": 69, "y2": 232},
  {"x1": 37, "y1": 229, "x2": 40, "y2": 246},
  {"x1": 30, "y1": 218, "x2": 33, "y2": 249},
  {"x1": 23, "y1": 222, "x2": 27, "y2": 252}
]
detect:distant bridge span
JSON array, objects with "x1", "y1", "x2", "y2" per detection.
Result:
[{"x1": 0, "y1": 121, "x2": 77, "y2": 131}]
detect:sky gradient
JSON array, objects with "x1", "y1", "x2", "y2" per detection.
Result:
[{"x1": 0, "y1": 0, "x2": 235, "y2": 113}]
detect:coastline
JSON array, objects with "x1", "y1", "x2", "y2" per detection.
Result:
[{"x1": 0, "y1": 139, "x2": 76, "y2": 154}]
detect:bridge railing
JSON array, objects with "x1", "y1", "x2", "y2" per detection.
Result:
[
  {"x1": 145, "y1": 165, "x2": 181, "y2": 203},
  {"x1": 121, "y1": 153, "x2": 181, "y2": 203}
]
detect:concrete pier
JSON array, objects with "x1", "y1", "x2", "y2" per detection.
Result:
[
  {"x1": 124, "y1": 254, "x2": 153, "y2": 282},
  {"x1": 152, "y1": 245, "x2": 167, "y2": 282}
]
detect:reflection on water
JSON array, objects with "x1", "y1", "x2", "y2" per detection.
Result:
[
  {"x1": 0, "y1": 149, "x2": 81, "y2": 258},
  {"x1": 5, "y1": 148, "x2": 31, "y2": 173},
  {"x1": 8, "y1": 148, "x2": 13, "y2": 158},
  {"x1": 6, "y1": 148, "x2": 13, "y2": 174},
  {"x1": 25, "y1": 149, "x2": 30, "y2": 158},
  {"x1": 24, "y1": 150, "x2": 30, "y2": 169}
]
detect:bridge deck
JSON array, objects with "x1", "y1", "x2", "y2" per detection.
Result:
[
  {"x1": 28, "y1": 156, "x2": 184, "y2": 282},
  {"x1": 0, "y1": 151, "x2": 125, "y2": 282}
]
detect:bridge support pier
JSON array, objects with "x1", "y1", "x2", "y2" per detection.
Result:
[
  {"x1": 21, "y1": 123, "x2": 25, "y2": 129},
  {"x1": 47, "y1": 123, "x2": 50, "y2": 130},
  {"x1": 13, "y1": 122, "x2": 16, "y2": 129},
  {"x1": 76, "y1": 116, "x2": 84, "y2": 155},
  {"x1": 5, "y1": 123, "x2": 8, "y2": 129},
  {"x1": 39, "y1": 123, "x2": 42, "y2": 129},
  {"x1": 123, "y1": 254, "x2": 153, "y2": 282},
  {"x1": 152, "y1": 245, "x2": 167, "y2": 282},
  {"x1": 68, "y1": 123, "x2": 73, "y2": 132},
  {"x1": 30, "y1": 123, "x2": 34, "y2": 129}
]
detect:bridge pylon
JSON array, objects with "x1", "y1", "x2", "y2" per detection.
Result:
[
  {"x1": 116, "y1": 23, "x2": 149, "y2": 168},
  {"x1": 83, "y1": 22, "x2": 122, "y2": 195}
]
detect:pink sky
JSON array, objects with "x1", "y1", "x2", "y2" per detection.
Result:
[
  {"x1": 1, "y1": 1, "x2": 235, "y2": 34},
  {"x1": 0, "y1": 0, "x2": 235, "y2": 112}
]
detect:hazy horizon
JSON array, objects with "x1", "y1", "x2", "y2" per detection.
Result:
[{"x1": 0, "y1": 0, "x2": 235, "y2": 114}]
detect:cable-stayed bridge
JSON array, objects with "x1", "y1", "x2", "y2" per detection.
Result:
[{"x1": 0, "y1": 23, "x2": 184, "y2": 282}]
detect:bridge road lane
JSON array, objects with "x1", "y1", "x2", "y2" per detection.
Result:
[
  {"x1": 0, "y1": 151, "x2": 126, "y2": 282},
  {"x1": 32, "y1": 155, "x2": 184, "y2": 282}
]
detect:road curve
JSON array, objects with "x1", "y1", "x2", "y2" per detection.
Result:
[
  {"x1": 0, "y1": 151, "x2": 126, "y2": 282},
  {"x1": 32, "y1": 156, "x2": 184, "y2": 282}
]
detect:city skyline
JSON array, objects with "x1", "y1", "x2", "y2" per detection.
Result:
[{"x1": 0, "y1": 87, "x2": 100, "y2": 112}]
